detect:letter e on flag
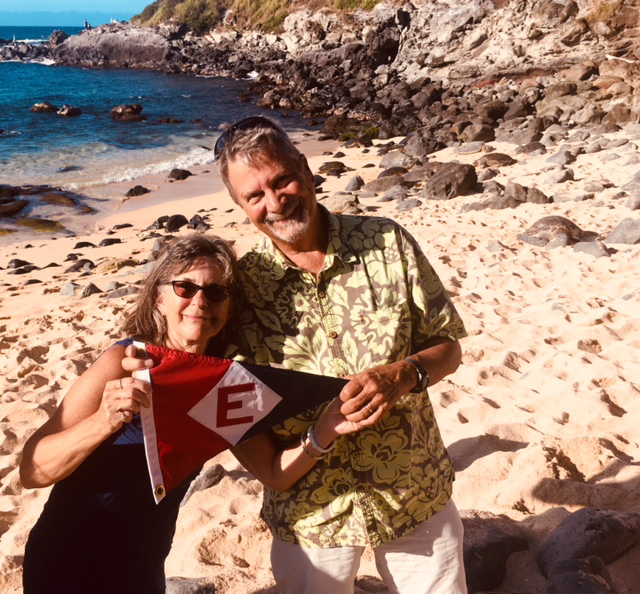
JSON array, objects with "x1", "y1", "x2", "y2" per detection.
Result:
[{"x1": 187, "y1": 361, "x2": 283, "y2": 445}]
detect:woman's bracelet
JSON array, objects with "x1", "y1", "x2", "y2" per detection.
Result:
[
  {"x1": 307, "y1": 425, "x2": 336, "y2": 454},
  {"x1": 301, "y1": 431, "x2": 325, "y2": 460}
]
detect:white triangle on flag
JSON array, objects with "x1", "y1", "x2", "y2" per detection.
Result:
[{"x1": 187, "y1": 361, "x2": 282, "y2": 445}]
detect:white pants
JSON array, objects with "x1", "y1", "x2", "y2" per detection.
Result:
[{"x1": 270, "y1": 499, "x2": 467, "y2": 594}]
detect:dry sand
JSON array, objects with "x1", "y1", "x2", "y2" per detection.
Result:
[{"x1": 0, "y1": 131, "x2": 639, "y2": 593}]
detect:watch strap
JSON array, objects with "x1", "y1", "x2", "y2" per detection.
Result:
[{"x1": 404, "y1": 357, "x2": 430, "y2": 393}]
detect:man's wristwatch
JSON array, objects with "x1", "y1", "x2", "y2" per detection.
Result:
[{"x1": 404, "y1": 357, "x2": 430, "y2": 393}]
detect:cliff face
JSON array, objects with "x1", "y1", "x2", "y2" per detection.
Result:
[{"x1": 40, "y1": 0, "x2": 640, "y2": 139}]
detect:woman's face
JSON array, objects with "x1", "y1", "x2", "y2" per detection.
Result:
[{"x1": 156, "y1": 257, "x2": 234, "y2": 354}]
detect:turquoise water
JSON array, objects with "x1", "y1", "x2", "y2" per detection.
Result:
[{"x1": 0, "y1": 43, "x2": 299, "y2": 190}]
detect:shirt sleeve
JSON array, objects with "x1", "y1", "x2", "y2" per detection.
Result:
[{"x1": 399, "y1": 225, "x2": 467, "y2": 349}]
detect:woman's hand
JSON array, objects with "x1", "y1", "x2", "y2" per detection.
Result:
[{"x1": 98, "y1": 376, "x2": 152, "y2": 431}]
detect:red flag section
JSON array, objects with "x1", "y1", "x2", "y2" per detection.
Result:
[{"x1": 135, "y1": 343, "x2": 347, "y2": 503}]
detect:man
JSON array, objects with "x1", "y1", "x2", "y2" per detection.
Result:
[{"x1": 213, "y1": 117, "x2": 468, "y2": 593}]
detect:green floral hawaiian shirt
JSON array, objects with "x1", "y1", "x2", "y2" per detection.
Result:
[{"x1": 232, "y1": 209, "x2": 466, "y2": 548}]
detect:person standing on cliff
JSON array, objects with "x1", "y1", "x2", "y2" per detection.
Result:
[{"x1": 125, "y1": 116, "x2": 468, "y2": 593}]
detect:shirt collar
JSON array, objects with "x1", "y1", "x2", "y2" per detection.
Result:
[{"x1": 259, "y1": 205, "x2": 358, "y2": 274}]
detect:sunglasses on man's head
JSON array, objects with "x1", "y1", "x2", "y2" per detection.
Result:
[
  {"x1": 214, "y1": 116, "x2": 280, "y2": 160},
  {"x1": 168, "y1": 280, "x2": 233, "y2": 303}
]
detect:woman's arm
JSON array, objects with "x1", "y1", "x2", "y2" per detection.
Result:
[
  {"x1": 232, "y1": 397, "x2": 362, "y2": 492},
  {"x1": 20, "y1": 345, "x2": 151, "y2": 489}
]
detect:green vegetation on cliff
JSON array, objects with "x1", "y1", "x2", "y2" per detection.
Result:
[{"x1": 132, "y1": 0, "x2": 382, "y2": 34}]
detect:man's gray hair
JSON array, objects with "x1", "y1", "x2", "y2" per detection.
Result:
[{"x1": 217, "y1": 118, "x2": 301, "y2": 200}]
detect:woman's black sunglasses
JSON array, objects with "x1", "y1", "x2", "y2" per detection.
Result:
[
  {"x1": 168, "y1": 280, "x2": 233, "y2": 303},
  {"x1": 214, "y1": 116, "x2": 280, "y2": 160}
]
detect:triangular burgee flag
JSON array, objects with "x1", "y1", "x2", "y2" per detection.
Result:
[{"x1": 134, "y1": 342, "x2": 347, "y2": 503}]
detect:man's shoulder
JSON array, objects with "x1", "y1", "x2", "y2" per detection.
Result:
[{"x1": 334, "y1": 212, "x2": 408, "y2": 238}]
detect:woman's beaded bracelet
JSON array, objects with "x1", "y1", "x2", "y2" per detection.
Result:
[{"x1": 307, "y1": 425, "x2": 336, "y2": 454}]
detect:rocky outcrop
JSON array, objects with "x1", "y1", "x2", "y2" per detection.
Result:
[
  {"x1": 52, "y1": 23, "x2": 178, "y2": 70},
  {"x1": 6, "y1": 1, "x2": 640, "y2": 142}
]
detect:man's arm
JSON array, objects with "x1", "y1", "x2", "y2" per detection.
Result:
[{"x1": 339, "y1": 338, "x2": 462, "y2": 422}]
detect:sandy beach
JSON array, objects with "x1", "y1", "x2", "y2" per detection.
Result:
[{"x1": 1, "y1": 128, "x2": 639, "y2": 593}]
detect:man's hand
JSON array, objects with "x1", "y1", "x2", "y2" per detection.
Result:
[
  {"x1": 121, "y1": 343, "x2": 155, "y2": 373},
  {"x1": 338, "y1": 340, "x2": 462, "y2": 424},
  {"x1": 338, "y1": 361, "x2": 416, "y2": 424}
]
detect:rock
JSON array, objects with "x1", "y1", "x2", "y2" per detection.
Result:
[
  {"x1": 187, "y1": 215, "x2": 209, "y2": 230},
  {"x1": 422, "y1": 163, "x2": 477, "y2": 200},
  {"x1": 538, "y1": 508, "x2": 640, "y2": 577},
  {"x1": 395, "y1": 198, "x2": 422, "y2": 212},
  {"x1": 0, "y1": 200, "x2": 29, "y2": 217},
  {"x1": 345, "y1": 176, "x2": 365, "y2": 191},
  {"x1": 41, "y1": 193, "x2": 77, "y2": 207},
  {"x1": 125, "y1": 185, "x2": 151, "y2": 197},
  {"x1": 574, "y1": 240, "x2": 612, "y2": 258},
  {"x1": 30, "y1": 101, "x2": 58, "y2": 113},
  {"x1": 57, "y1": 105, "x2": 82, "y2": 117},
  {"x1": 64, "y1": 259, "x2": 95, "y2": 273},
  {"x1": 61, "y1": 282, "x2": 80, "y2": 296},
  {"x1": 462, "y1": 514, "x2": 528, "y2": 592},
  {"x1": 99, "y1": 238, "x2": 122, "y2": 247},
  {"x1": 605, "y1": 218, "x2": 640, "y2": 244},
  {"x1": 546, "y1": 557, "x2": 617, "y2": 594},
  {"x1": 168, "y1": 169, "x2": 193, "y2": 181},
  {"x1": 626, "y1": 195, "x2": 640, "y2": 211},
  {"x1": 166, "y1": 576, "x2": 217, "y2": 593},
  {"x1": 73, "y1": 241, "x2": 96, "y2": 249},
  {"x1": 110, "y1": 104, "x2": 147, "y2": 122},
  {"x1": 49, "y1": 29, "x2": 69, "y2": 49},
  {"x1": 7, "y1": 259, "x2": 31, "y2": 269},
  {"x1": 166, "y1": 214, "x2": 189, "y2": 232},
  {"x1": 81, "y1": 283, "x2": 103, "y2": 298}
]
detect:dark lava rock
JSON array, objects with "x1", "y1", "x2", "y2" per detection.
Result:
[
  {"x1": 539, "y1": 508, "x2": 640, "y2": 577},
  {"x1": 73, "y1": 241, "x2": 96, "y2": 249},
  {"x1": 7, "y1": 259, "x2": 31, "y2": 269},
  {"x1": 166, "y1": 214, "x2": 189, "y2": 232},
  {"x1": 57, "y1": 105, "x2": 82, "y2": 117},
  {"x1": 0, "y1": 200, "x2": 29, "y2": 216},
  {"x1": 42, "y1": 192, "x2": 77, "y2": 207},
  {"x1": 110, "y1": 104, "x2": 147, "y2": 122},
  {"x1": 99, "y1": 237, "x2": 122, "y2": 247},
  {"x1": 31, "y1": 101, "x2": 58, "y2": 113},
  {"x1": 65, "y1": 259, "x2": 96, "y2": 273},
  {"x1": 463, "y1": 515, "x2": 528, "y2": 592},
  {"x1": 81, "y1": 283, "x2": 102, "y2": 298},
  {"x1": 168, "y1": 169, "x2": 193, "y2": 181},
  {"x1": 546, "y1": 556, "x2": 617, "y2": 594},
  {"x1": 125, "y1": 185, "x2": 151, "y2": 197},
  {"x1": 187, "y1": 214, "x2": 209, "y2": 230}
]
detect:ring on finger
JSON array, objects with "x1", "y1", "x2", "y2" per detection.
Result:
[
  {"x1": 119, "y1": 378, "x2": 124, "y2": 389},
  {"x1": 365, "y1": 403, "x2": 374, "y2": 415},
  {"x1": 120, "y1": 410, "x2": 128, "y2": 422}
]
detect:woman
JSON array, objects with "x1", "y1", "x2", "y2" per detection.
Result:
[{"x1": 21, "y1": 234, "x2": 355, "y2": 594}]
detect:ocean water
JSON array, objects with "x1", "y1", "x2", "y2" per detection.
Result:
[
  {"x1": 0, "y1": 25, "x2": 83, "y2": 44},
  {"x1": 0, "y1": 27, "x2": 302, "y2": 192}
]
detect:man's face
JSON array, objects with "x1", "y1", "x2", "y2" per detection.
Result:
[{"x1": 225, "y1": 151, "x2": 319, "y2": 247}]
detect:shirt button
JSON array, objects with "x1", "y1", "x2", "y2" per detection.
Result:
[
  {"x1": 329, "y1": 331, "x2": 338, "y2": 339},
  {"x1": 318, "y1": 292, "x2": 326, "y2": 299}
]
